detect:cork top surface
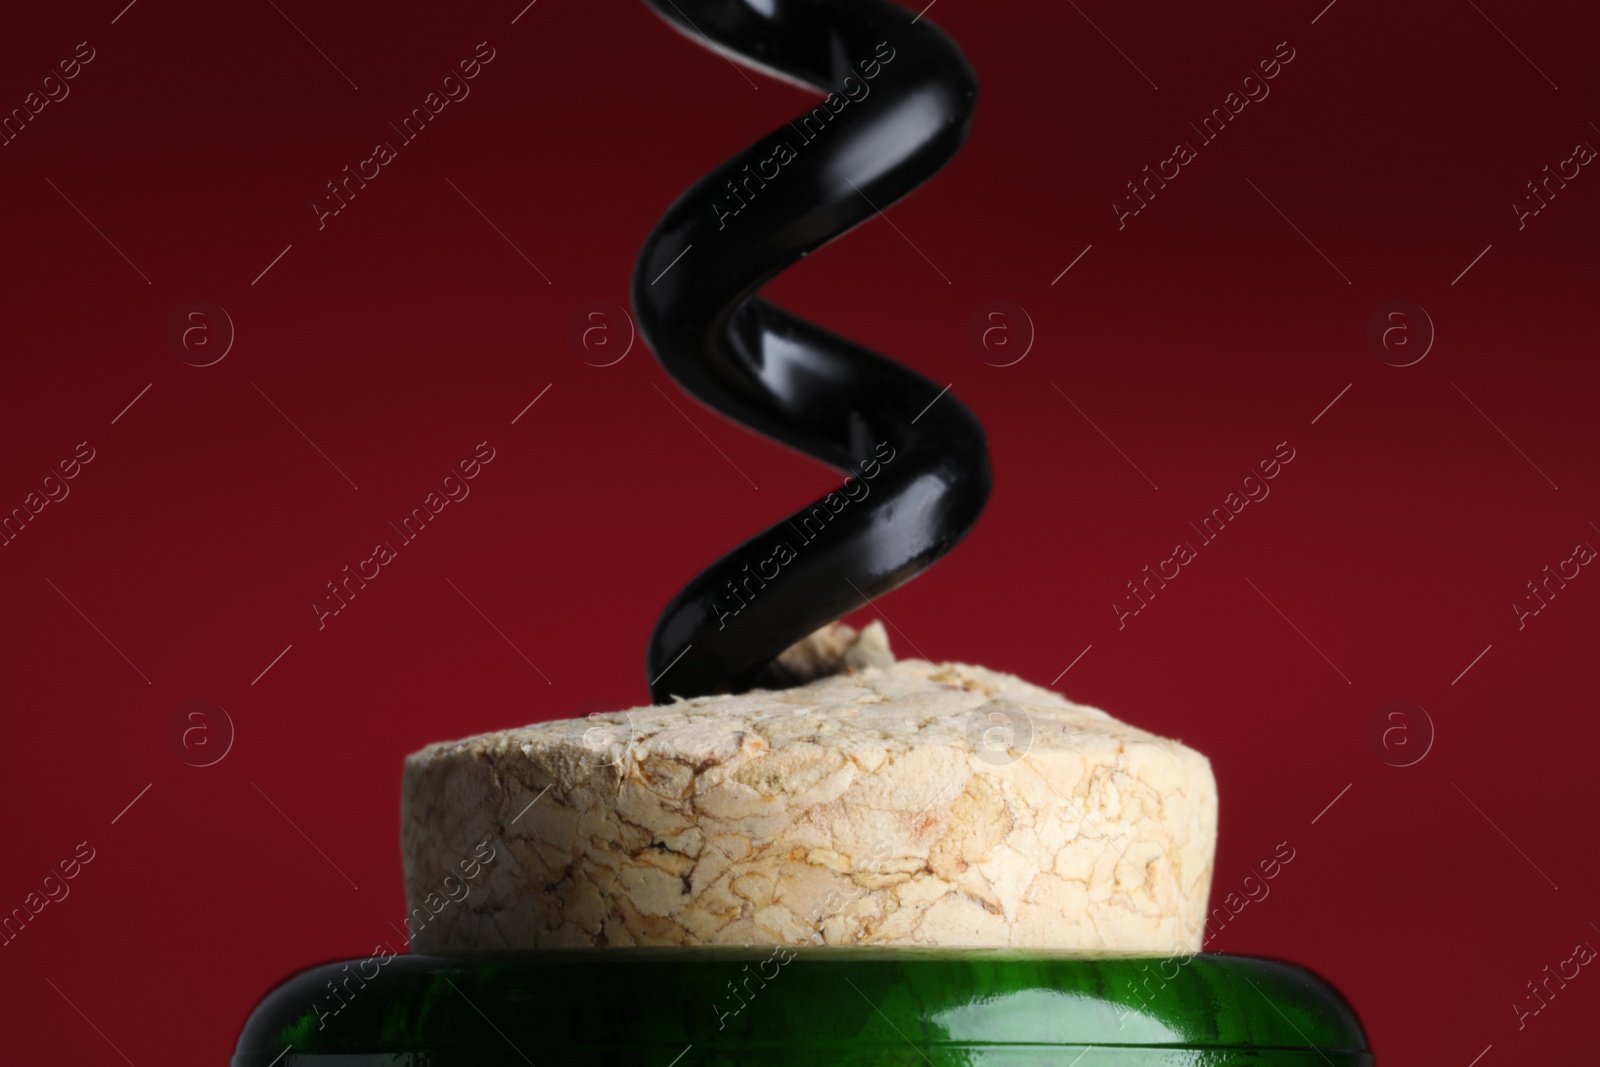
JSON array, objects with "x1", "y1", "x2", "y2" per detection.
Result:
[{"x1": 411, "y1": 623, "x2": 1180, "y2": 774}]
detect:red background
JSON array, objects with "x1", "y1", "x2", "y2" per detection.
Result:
[{"x1": 2, "y1": 0, "x2": 1596, "y2": 1062}]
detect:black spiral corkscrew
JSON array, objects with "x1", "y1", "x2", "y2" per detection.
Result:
[{"x1": 634, "y1": 0, "x2": 988, "y2": 703}]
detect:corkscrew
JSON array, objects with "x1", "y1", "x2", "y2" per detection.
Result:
[{"x1": 633, "y1": 0, "x2": 988, "y2": 703}]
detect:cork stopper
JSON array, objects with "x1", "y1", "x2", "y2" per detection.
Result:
[{"x1": 400, "y1": 623, "x2": 1216, "y2": 952}]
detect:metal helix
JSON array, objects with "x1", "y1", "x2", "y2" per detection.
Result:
[{"x1": 634, "y1": 0, "x2": 989, "y2": 702}]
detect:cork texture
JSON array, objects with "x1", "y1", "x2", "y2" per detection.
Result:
[{"x1": 401, "y1": 624, "x2": 1217, "y2": 952}]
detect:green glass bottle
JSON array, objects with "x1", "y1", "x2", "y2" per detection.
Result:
[{"x1": 235, "y1": 948, "x2": 1370, "y2": 1064}]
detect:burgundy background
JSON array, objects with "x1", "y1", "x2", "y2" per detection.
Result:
[{"x1": 2, "y1": 0, "x2": 1597, "y2": 1061}]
